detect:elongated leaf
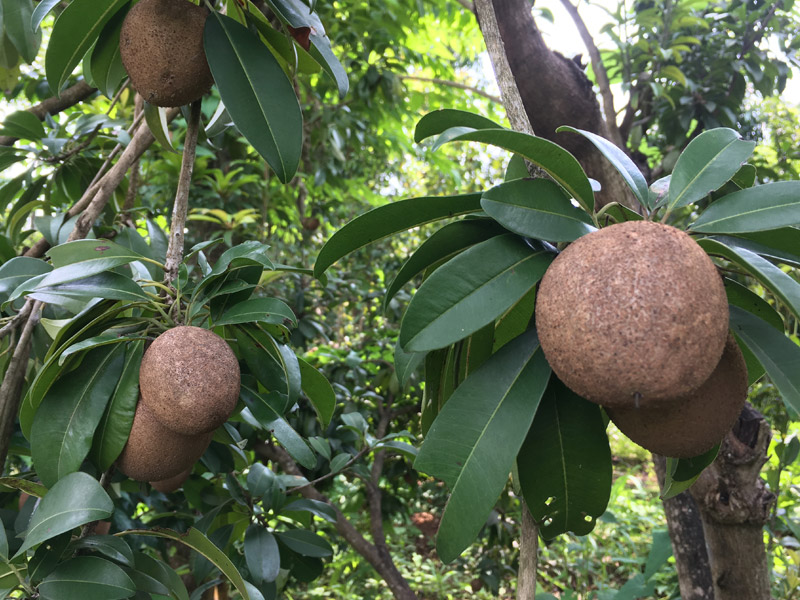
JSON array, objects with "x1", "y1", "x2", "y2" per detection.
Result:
[
  {"x1": 698, "y1": 238, "x2": 800, "y2": 322},
  {"x1": 204, "y1": 13, "x2": 302, "y2": 183},
  {"x1": 384, "y1": 219, "x2": 506, "y2": 310},
  {"x1": 282, "y1": 498, "x2": 337, "y2": 523},
  {"x1": 297, "y1": 358, "x2": 335, "y2": 427},
  {"x1": 661, "y1": 445, "x2": 720, "y2": 499},
  {"x1": 118, "y1": 527, "x2": 249, "y2": 600},
  {"x1": 69, "y1": 535, "x2": 134, "y2": 568},
  {"x1": 245, "y1": 526, "x2": 280, "y2": 584},
  {"x1": 31, "y1": 345, "x2": 126, "y2": 487},
  {"x1": 433, "y1": 129, "x2": 594, "y2": 213},
  {"x1": 0, "y1": 110, "x2": 45, "y2": 140},
  {"x1": 90, "y1": 340, "x2": 143, "y2": 471},
  {"x1": 38, "y1": 556, "x2": 135, "y2": 600},
  {"x1": 89, "y1": 2, "x2": 128, "y2": 98},
  {"x1": 394, "y1": 341, "x2": 425, "y2": 390},
  {"x1": 2, "y1": 0, "x2": 41, "y2": 63},
  {"x1": 16, "y1": 472, "x2": 112, "y2": 557},
  {"x1": 518, "y1": 379, "x2": 612, "y2": 540},
  {"x1": 275, "y1": 529, "x2": 332, "y2": 557},
  {"x1": 725, "y1": 229, "x2": 800, "y2": 268},
  {"x1": 48, "y1": 239, "x2": 150, "y2": 268},
  {"x1": 730, "y1": 306, "x2": 800, "y2": 415},
  {"x1": 144, "y1": 102, "x2": 177, "y2": 153},
  {"x1": 558, "y1": 126, "x2": 649, "y2": 210},
  {"x1": 414, "y1": 109, "x2": 504, "y2": 143},
  {"x1": 216, "y1": 298, "x2": 297, "y2": 327},
  {"x1": 725, "y1": 279, "x2": 783, "y2": 332},
  {"x1": 32, "y1": 271, "x2": 149, "y2": 303},
  {"x1": 45, "y1": 0, "x2": 128, "y2": 93},
  {"x1": 415, "y1": 330, "x2": 550, "y2": 562},
  {"x1": 668, "y1": 128, "x2": 755, "y2": 211},
  {"x1": 0, "y1": 256, "x2": 51, "y2": 301},
  {"x1": 690, "y1": 181, "x2": 800, "y2": 233},
  {"x1": 399, "y1": 234, "x2": 552, "y2": 352},
  {"x1": 315, "y1": 193, "x2": 482, "y2": 277},
  {"x1": 481, "y1": 178, "x2": 596, "y2": 242},
  {"x1": 0, "y1": 477, "x2": 47, "y2": 498},
  {"x1": 31, "y1": 0, "x2": 60, "y2": 31}
]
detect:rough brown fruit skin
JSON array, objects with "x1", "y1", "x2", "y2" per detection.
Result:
[
  {"x1": 117, "y1": 400, "x2": 212, "y2": 482},
  {"x1": 151, "y1": 467, "x2": 192, "y2": 493},
  {"x1": 606, "y1": 334, "x2": 748, "y2": 458},
  {"x1": 139, "y1": 326, "x2": 240, "y2": 435},
  {"x1": 119, "y1": 0, "x2": 214, "y2": 107},
  {"x1": 535, "y1": 220, "x2": 728, "y2": 407}
]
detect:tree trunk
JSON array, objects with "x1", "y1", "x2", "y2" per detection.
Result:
[
  {"x1": 653, "y1": 455, "x2": 714, "y2": 600},
  {"x1": 689, "y1": 404, "x2": 775, "y2": 600}
]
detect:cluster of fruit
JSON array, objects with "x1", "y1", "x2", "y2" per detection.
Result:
[
  {"x1": 117, "y1": 326, "x2": 241, "y2": 491},
  {"x1": 535, "y1": 221, "x2": 747, "y2": 458}
]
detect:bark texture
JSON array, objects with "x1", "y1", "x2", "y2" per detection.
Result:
[{"x1": 689, "y1": 405, "x2": 775, "y2": 600}]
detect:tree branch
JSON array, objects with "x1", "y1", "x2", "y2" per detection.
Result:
[
  {"x1": 558, "y1": 0, "x2": 624, "y2": 147},
  {"x1": 398, "y1": 74, "x2": 500, "y2": 103},
  {"x1": 455, "y1": 0, "x2": 475, "y2": 12}
]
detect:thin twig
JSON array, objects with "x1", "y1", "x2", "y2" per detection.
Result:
[
  {"x1": 164, "y1": 100, "x2": 203, "y2": 285},
  {"x1": 0, "y1": 300, "x2": 34, "y2": 341},
  {"x1": 398, "y1": 74, "x2": 501, "y2": 103}
]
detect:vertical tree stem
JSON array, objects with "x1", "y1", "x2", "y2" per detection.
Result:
[{"x1": 164, "y1": 100, "x2": 203, "y2": 284}]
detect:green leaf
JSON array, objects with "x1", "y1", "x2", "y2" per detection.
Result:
[
  {"x1": 118, "y1": 527, "x2": 250, "y2": 600},
  {"x1": 144, "y1": 102, "x2": 177, "y2": 153},
  {"x1": 0, "y1": 110, "x2": 45, "y2": 140},
  {"x1": 730, "y1": 306, "x2": 800, "y2": 415},
  {"x1": 595, "y1": 201, "x2": 643, "y2": 226},
  {"x1": 0, "y1": 256, "x2": 51, "y2": 301},
  {"x1": 90, "y1": 340, "x2": 143, "y2": 471},
  {"x1": 16, "y1": 472, "x2": 112, "y2": 557},
  {"x1": 1, "y1": 0, "x2": 40, "y2": 63},
  {"x1": 698, "y1": 237, "x2": 800, "y2": 322},
  {"x1": 667, "y1": 128, "x2": 756, "y2": 211},
  {"x1": 518, "y1": 379, "x2": 612, "y2": 540},
  {"x1": 38, "y1": 556, "x2": 135, "y2": 600},
  {"x1": 31, "y1": 0, "x2": 60, "y2": 31},
  {"x1": 275, "y1": 529, "x2": 332, "y2": 558},
  {"x1": 414, "y1": 330, "x2": 550, "y2": 562},
  {"x1": 241, "y1": 385, "x2": 316, "y2": 469},
  {"x1": 690, "y1": 181, "x2": 800, "y2": 234},
  {"x1": 297, "y1": 358, "x2": 335, "y2": 427},
  {"x1": 44, "y1": 0, "x2": 128, "y2": 94},
  {"x1": 384, "y1": 219, "x2": 506, "y2": 311},
  {"x1": 414, "y1": 109, "x2": 504, "y2": 143},
  {"x1": 399, "y1": 234, "x2": 552, "y2": 352},
  {"x1": 394, "y1": 341, "x2": 425, "y2": 390},
  {"x1": 204, "y1": 13, "x2": 302, "y2": 183},
  {"x1": 314, "y1": 193, "x2": 483, "y2": 277},
  {"x1": 215, "y1": 298, "x2": 297, "y2": 328},
  {"x1": 725, "y1": 279, "x2": 783, "y2": 332},
  {"x1": 244, "y1": 526, "x2": 280, "y2": 584},
  {"x1": 69, "y1": 535, "x2": 134, "y2": 568},
  {"x1": 557, "y1": 126, "x2": 649, "y2": 211},
  {"x1": 282, "y1": 498, "x2": 337, "y2": 523},
  {"x1": 30, "y1": 344, "x2": 126, "y2": 487},
  {"x1": 659, "y1": 65, "x2": 687, "y2": 86},
  {"x1": 31, "y1": 271, "x2": 149, "y2": 303},
  {"x1": 661, "y1": 445, "x2": 719, "y2": 499},
  {"x1": 481, "y1": 178, "x2": 596, "y2": 242},
  {"x1": 432, "y1": 129, "x2": 595, "y2": 213},
  {"x1": 89, "y1": 1, "x2": 129, "y2": 98},
  {"x1": 724, "y1": 229, "x2": 800, "y2": 268}
]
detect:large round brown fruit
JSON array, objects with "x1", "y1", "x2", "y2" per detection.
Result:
[
  {"x1": 119, "y1": 0, "x2": 214, "y2": 107},
  {"x1": 535, "y1": 220, "x2": 728, "y2": 407},
  {"x1": 139, "y1": 326, "x2": 240, "y2": 435},
  {"x1": 117, "y1": 400, "x2": 212, "y2": 482},
  {"x1": 606, "y1": 334, "x2": 748, "y2": 458},
  {"x1": 150, "y1": 467, "x2": 192, "y2": 493}
]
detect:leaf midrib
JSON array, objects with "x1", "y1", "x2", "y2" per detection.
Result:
[
  {"x1": 670, "y1": 138, "x2": 738, "y2": 209},
  {"x1": 695, "y1": 197, "x2": 800, "y2": 229}
]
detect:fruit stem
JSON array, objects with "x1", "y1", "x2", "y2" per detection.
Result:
[{"x1": 164, "y1": 100, "x2": 203, "y2": 287}]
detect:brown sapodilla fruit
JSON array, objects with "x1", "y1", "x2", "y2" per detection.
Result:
[
  {"x1": 151, "y1": 467, "x2": 192, "y2": 493},
  {"x1": 119, "y1": 0, "x2": 214, "y2": 107},
  {"x1": 535, "y1": 220, "x2": 728, "y2": 407},
  {"x1": 117, "y1": 399, "x2": 212, "y2": 482},
  {"x1": 606, "y1": 334, "x2": 748, "y2": 458},
  {"x1": 139, "y1": 326, "x2": 240, "y2": 435}
]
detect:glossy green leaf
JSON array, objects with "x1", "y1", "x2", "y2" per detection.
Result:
[
  {"x1": 30, "y1": 344, "x2": 126, "y2": 487},
  {"x1": 0, "y1": 110, "x2": 45, "y2": 140},
  {"x1": 558, "y1": 125, "x2": 649, "y2": 211},
  {"x1": 481, "y1": 178, "x2": 596, "y2": 242},
  {"x1": 16, "y1": 472, "x2": 112, "y2": 557},
  {"x1": 518, "y1": 379, "x2": 612, "y2": 540},
  {"x1": 38, "y1": 556, "x2": 135, "y2": 600},
  {"x1": 31, "y1": 271, "x2": 149, "y2": 303},
  {"x1": 730, "y1": 305, "x2": 800, "y2": 415},
  {"x1": 204, "y1": 13, "x2": 302, "y2": 183},
  {"x1": 433, "y1": 129, "x2": 594, "y2": 213},
  {"x1": 69, "y1": 535, "x2": 134, "y2": 568},
  {"x1": 246, "y1": 463, "x2": 279, "y2": 498},
  {"x1": 216, "y1": 298, "x2": 297, "y2": 328},
  {"x1": 0, "y1": 517, "x2": 7, "y2": 560},
  {"x1": 282, "y1": 498, "x2": 337, "y2": 523},
  {"x1": 667, "y1": 128, "x2": 755, "y2": 211},
  {"x1": 31, "y1": 0, "x2": 60, "y2": 31},
  {"x1": 394, "y1": 341, "x2": 425, "y2": 390},
  {"x1": 144, "y1": 102, "x2": 177, "y2": 153},
  {"x1": 690, "y1": 181, "x2": 800, "y2": 233},
  {"x1": 315, "y1": 193, "x2": 482, "y2": 277},
  {"x1": 399, "y1": 234, "x2": 552, "y2": 352},
  {"x1": 414, "y1": 330, "x2": 550, "y2": 562},
  {"x1": 119, "y1": 527, "x2": 250, "y2": 600},
  {"x1": 414, "y1": 109, "x2": 504, "y2": 143},
  {"x1": 2, "y1": 0, "x2": 40, "y2": 63},
  {"x1": 245, "y1": 526, "x2": 280, "y2": 584},
  {"x1": 698, "y1": 237, "x2": 800, "y2": 322},
  {"x1": 275, "y1": 529, "x2": 332, "y2": 558},
  {"x1": 724, "y1": 229, "x2": 800, "y2": 268},
  {"x1": 725, "y1": 279, "x2": 783, "y2": 332},
  {"x1": 595, "y1": 201, "x2": 643, "y2": 226},
  {"x1": 45, "y1": 0, "x2": 128, "y2": 93},
  {"x1": 384, "y1": 219, "x2": 506, "y2": 311},
  {"x1": 0, "y1": 476, "x2": 47, "y2": 498},
  {"x1": 90, "y1": 340, "x2": 143, "y2": 471},
  {"x1": 297, "y1": 358, "x2": 335, "y2": 427},
  {"x1": 89, "y1": 2, "x2": 128, "y2": 98},
  {"x1": 661, "y1": 445, "x2": 720, "y2": 499},
  {"x1": 0, "y1": 256, "x2": 51, "y2": 301}
]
